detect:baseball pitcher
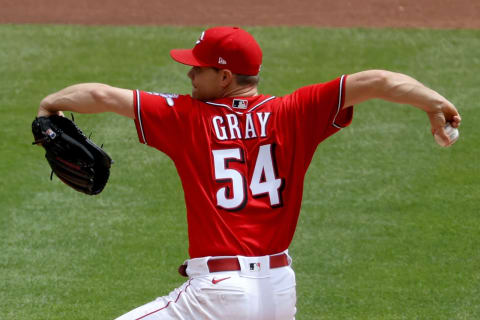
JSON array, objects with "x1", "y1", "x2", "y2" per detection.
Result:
[{"x1": 36, "y1": 26, "x2": 461, "y2": 319}]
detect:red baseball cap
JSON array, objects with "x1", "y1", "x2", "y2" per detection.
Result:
[{"x1": 170, "y1": 26, "x2": 262, "y2": 76}]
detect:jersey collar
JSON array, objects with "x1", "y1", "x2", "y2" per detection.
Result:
[{"x1": 205, "y1": 95, "x2": 276, "y2": 114}]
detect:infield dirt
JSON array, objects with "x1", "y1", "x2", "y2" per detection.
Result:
[{"x1": 1, "y1": 0, "x2": 479, "y2": 29}]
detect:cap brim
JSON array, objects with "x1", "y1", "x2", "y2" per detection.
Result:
[{"x1": 170, "y1": 49, "x2": 207, "y2": 67}]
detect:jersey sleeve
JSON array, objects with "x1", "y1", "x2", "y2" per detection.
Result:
[
  {"x1": 133, "y1": 90, "x2": 190, "y2": 157},
  {"x1": 282, "y1": 75, "x2": 353, "y2": 146}
]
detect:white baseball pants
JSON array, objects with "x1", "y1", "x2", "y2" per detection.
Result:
[{"x1": 114, "y1": 252, "x2": 296, "y2": 320}]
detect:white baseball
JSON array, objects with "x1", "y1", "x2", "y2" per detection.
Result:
[{"x1": 434, "y1": 123, "x2": 459, "y2": 147}]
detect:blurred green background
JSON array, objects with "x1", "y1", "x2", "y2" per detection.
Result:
[{"x1": 0, "y1": 25, "x2": 478, "y2": 319}]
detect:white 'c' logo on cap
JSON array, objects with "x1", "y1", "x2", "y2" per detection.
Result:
[{"x1": 195, "y1": 31, "x2": 205, "y2": 45}]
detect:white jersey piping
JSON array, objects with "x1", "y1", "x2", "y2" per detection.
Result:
[
  {"x1": 332, "y1": 75, "x2": 346, "y2": 129},
  {"x1": 248, "y1": 96, "x2": 276, "y2": 112},
  {"x1": 136, "y1": 89, "x2": 147, "y2": 144}
]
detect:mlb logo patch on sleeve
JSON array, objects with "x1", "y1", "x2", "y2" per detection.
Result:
[{"x1": 233, "y1": 99, "x2": 248, "y2": 110}]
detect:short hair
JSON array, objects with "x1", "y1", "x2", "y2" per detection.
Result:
[
  {"x1": 234, "y1": 73, "x2": 260, "y2": 86},
  {"x1": 211, "y1": 67, "x2": 260, "y2": 87}
]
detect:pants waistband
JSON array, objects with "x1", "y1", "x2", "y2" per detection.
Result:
[{"x1": 178, "y1": 252, "x2": 291, "y2": 277}]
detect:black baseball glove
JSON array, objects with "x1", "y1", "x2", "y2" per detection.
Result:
[{"x1": 32, "y1": 115, "x2": 113, "y2": 195}]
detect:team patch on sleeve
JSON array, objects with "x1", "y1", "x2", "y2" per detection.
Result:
[{"x1": 146, "y1": 92, "x2": 179, "y2": 107}]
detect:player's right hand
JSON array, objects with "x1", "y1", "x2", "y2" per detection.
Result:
[{"x1": 427, "y1": 103, "x2": 461, "y2": 145}]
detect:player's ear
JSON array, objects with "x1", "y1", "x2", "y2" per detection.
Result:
[{"x1": 219, "y1": 69, "x2": 233, "y2": 88}]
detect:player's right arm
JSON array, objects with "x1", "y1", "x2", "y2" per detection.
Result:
[
  {"x1": 343, "y1": 70, "x2": 461, "y2": 145},
  {"x1": 38, "y1": 83, "x2": 134, "y2": 119}
]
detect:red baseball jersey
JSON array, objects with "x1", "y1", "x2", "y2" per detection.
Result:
[{"x1": 133, "y1": 75, "x2": 353, "y2": 258}]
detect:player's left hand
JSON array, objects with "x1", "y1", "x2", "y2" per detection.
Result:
[
  {"x1": 32, "y1": 115, "x2": 113, "y2": 195},
  {"x1": 37, "y1": 105, "x2": 64, "y2": 118}
]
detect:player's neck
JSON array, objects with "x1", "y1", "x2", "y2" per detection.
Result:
[{"x1": 222, "y1": 84, "x2": 258, "y2": 98}]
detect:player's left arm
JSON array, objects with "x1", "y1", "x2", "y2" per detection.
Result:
[
  {"x1": 37, "y1": 83, "x2": 134, "y2": 119},
  {"x1": 343, "y1": 70, "x2": 461, "y2": 145}
]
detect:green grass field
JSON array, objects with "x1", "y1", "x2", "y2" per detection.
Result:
[{"x1": 1, "y1": 25, "x2": 479, "y2": 319}]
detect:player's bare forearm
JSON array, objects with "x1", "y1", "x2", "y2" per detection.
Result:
[
  {"x1": 346, "y1": 70, "x2": 450, "y2": 112},
  {"x1": 38, "y1": 83, "x2": 134, "y2": 119},
  {"x1": 344, "y1": 70, "x2": 461, "y2": 144}
]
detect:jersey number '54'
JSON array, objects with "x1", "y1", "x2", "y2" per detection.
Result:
[{"x1": 212, "y1": 144, "x2": 284, "y2": 211}]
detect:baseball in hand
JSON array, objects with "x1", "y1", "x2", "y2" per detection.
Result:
[{"x1": 434, "y1": 123, "x2": 459, "y2": 147}]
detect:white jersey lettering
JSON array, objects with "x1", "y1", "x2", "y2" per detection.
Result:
[
  {"x1": 226, "y1": 114, "x2": 242, "y2": 139},
  {"x1": 211, "y1": 112, "x2": 271, "y2": 141},
  {"x1": 257, "y1": 112, "x2": 271, "y2": 138},
  {"x1": 213, "y1": 116, "x2": 228, "y2": 140},
  {"x1": 212, "y1": 148, "x2": 246, "y2": 210},
  {"x1": 244, "y1": 113, "x2": 257, "y2": 139}
]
